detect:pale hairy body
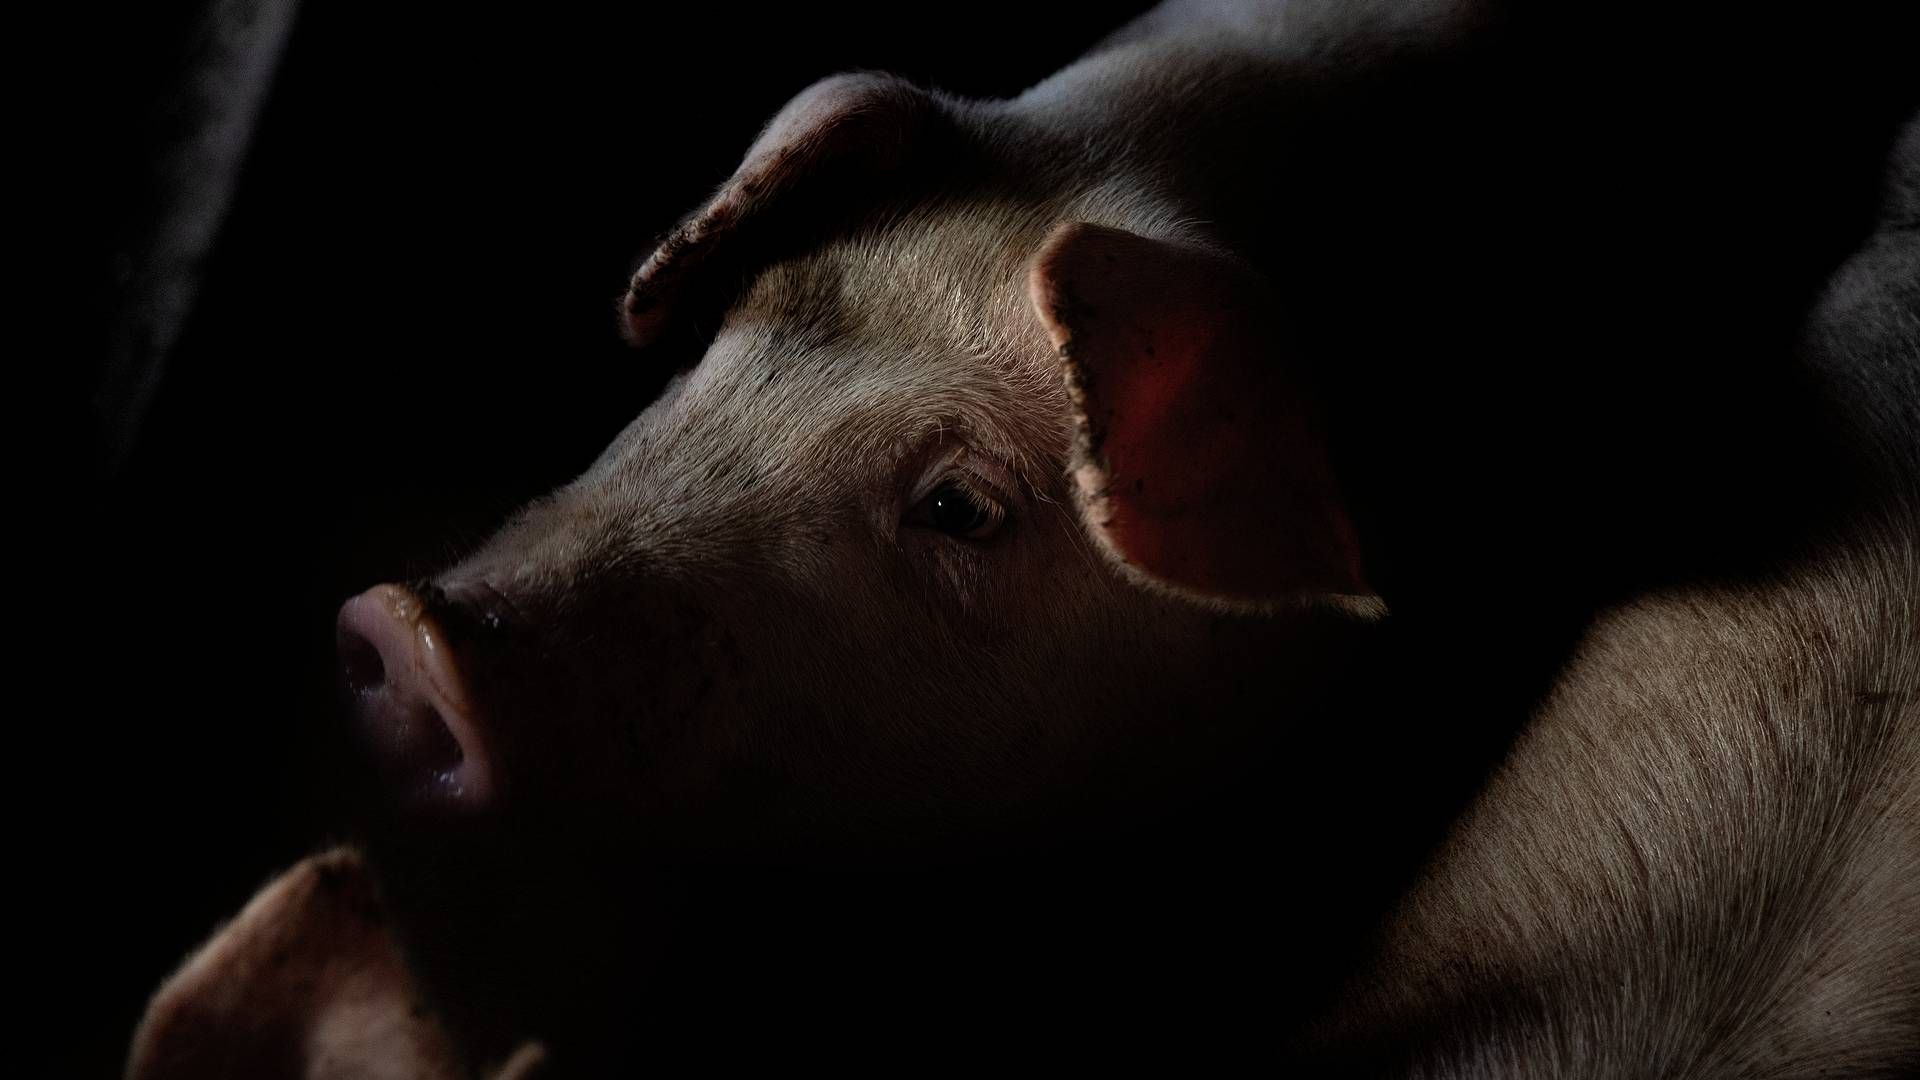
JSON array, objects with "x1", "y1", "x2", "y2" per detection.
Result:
[{"x1": 1312, "y1": 507, "x2": 1920, "y2": 1076}]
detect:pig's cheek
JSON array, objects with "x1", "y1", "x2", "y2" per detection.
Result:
[
  {"x1": 930, "y1": 542, "x2": 996, "y2": 611},
  {"x1": 893, "y1": 531, "x2": 1004, "y2": 624},
  {"x1": 577, "y1": 618, "x2": 750, "y2": 818}
]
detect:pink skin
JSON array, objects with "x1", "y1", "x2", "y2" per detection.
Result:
[{"x1": 336, "y1": 584, "x2": 496, "y2": 809}]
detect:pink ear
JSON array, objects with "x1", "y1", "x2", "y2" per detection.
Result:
[
  {"x1": 622, "y1": 73, "x2": 938, "y2": 348},
  {"x1": 1030, "y1": 223, "x2": 1372, "y2": 607},
  {"x1": 126, "y1": 849, "x2": 486, "y2": 1080}
]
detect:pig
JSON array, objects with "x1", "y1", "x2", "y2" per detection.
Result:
[{"x1": 132, "y1": 0, "x2": 1919, "y2": 1075}]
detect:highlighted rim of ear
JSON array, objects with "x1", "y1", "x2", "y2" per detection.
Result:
[
  {"x1": 1030, "y1": 222, "x2": 1381, "y2": 617},
  {"x1": 621, "y1": 73, "x2": 943, "y2": 351}
]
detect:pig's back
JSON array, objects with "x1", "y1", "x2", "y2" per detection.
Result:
[
  {"x1": 1309, "y1": 507, "x2": 1919, "y2": 1076},
  {"x1": 1306, "y1": 110, "x2": 1920, "y2": 1078}
]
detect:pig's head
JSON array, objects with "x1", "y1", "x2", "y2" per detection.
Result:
[
  {"x1": 332, "y1": 73, "x2": 1380, "y2": 1064},
  {"x1": 340, "y1": 73, "x2": 1375, "y2": 843}
]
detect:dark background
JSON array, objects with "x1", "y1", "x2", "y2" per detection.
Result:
[{"x1": 66, "y1": 4, "x2": 1153, "y2": 1075}]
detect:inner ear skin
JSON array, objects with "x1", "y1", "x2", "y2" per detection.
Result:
[{"x1": 1031, "y1": 222, "x2": 1373, "y2": 609}]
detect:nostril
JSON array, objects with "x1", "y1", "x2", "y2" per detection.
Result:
[
  {"x1": 338, "y1": 626, "x2": 386, "y2": 699},
  {"x1": 336, "y1": 584, "x2": 495, "y2": 810},
  {"x1": 367, "y1": 696, "x2": 465, "y2": 788}
]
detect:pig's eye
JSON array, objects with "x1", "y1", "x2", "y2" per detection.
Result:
[{"x1": 909, "y1": 479, "x2": 1005, "y2": 541}]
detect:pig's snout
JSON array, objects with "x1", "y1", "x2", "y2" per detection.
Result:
[{"x1": 337, "y1": 584, "x2": 494, "y2": 810}]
